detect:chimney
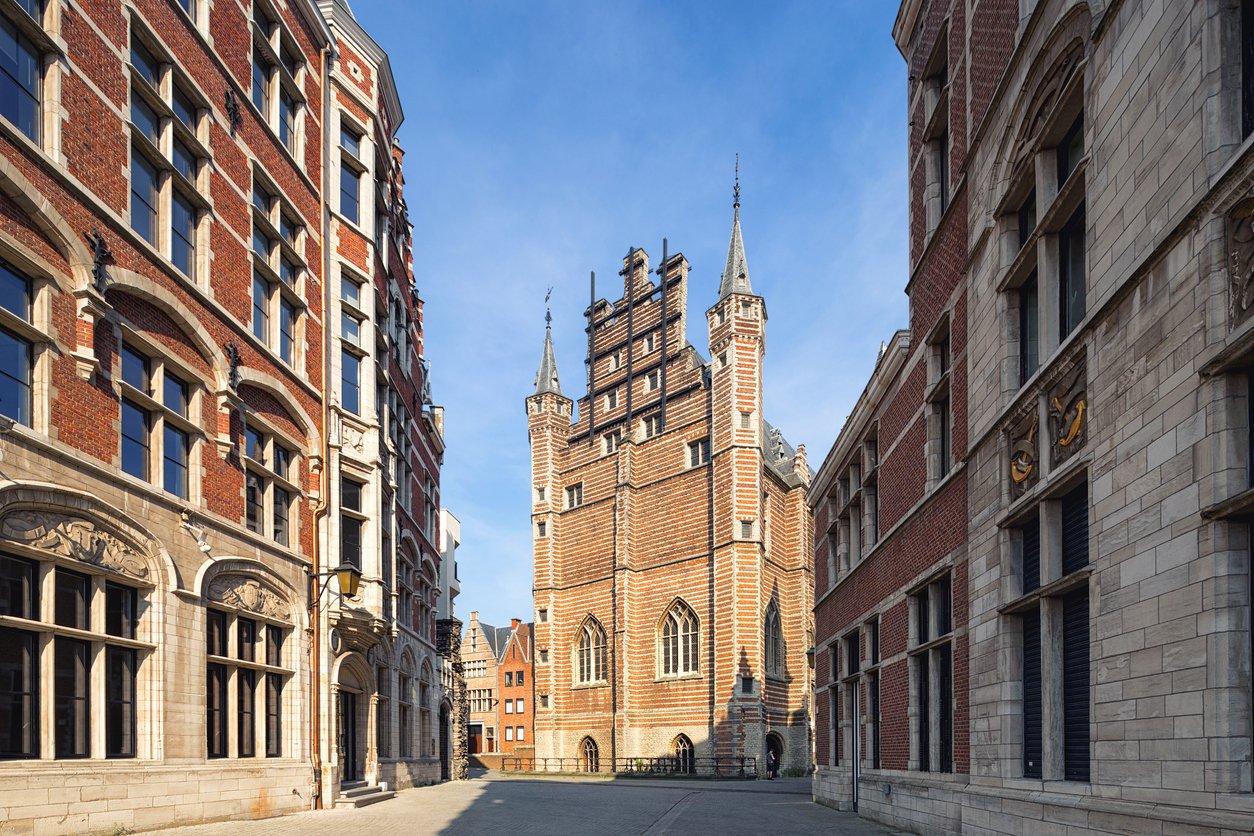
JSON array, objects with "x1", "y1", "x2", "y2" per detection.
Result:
[
  {"x1": 794, "y1": 444, "x2": 810, "y2": 487},
  {"x1": 511, "y1": 618, "x2": 520, "y2": 630}
]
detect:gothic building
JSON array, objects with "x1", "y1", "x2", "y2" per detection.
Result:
[
  {"x1": 528, "y1": 193, "x2": 814, "y2": 776},
  {"x1": 813, "y1": 0, "x2": 1254, "y2": 833},
  {"x1": 0, "y1": 0, "x2": 446, "y2": 831}
]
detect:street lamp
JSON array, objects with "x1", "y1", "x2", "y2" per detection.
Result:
[{"x1": 307, "y1": 562, "x2": 362, "y2": 604}]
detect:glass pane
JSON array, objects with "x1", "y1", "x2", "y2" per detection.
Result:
[
  {"x1": 172, "y1": 86, "x2": 196, "y2": 130},
  {"x1": 131, "y1": 95, "x2": 160, "y2": 145},
  {"x1": 120, "y1": 400, "x2": 150, "y2": 479},
  {"x1": 0, "y1": 19, "x2": 41, "y2": 142},
  {"x1": 130, "y1": 151, "x2": 159, "y2": 244},
  {"x1": 273, "y1": 445, "x2": 291, "y2": 480},
  {"x1": 279, "y1": 213, "x2": 299, "y2": 247},
  {"x1": 251, "y1": 53, "x2": 270, "y2": 113},
  {"x1": 340, "y1": 276, "x2": 360, "y2": 307},
  {"x1": 279, "y1": 300, "x2": 294, "y2": 364},
  {"x1": 54, "y1": 569, "x2": 89, "y2": 630},
  {"x1": 266, "y1": 625, "x2": 283, "y2": 667},
  {"x1": 246, "y1": 473, "x2": 263, "y2": 533},
  {"x1": 206, "y1": 610, "x2": 227, "y2": 656},
  {"x1": 340, "y1": 125, "x2": 360, "y2": 157},
  {"x1": 120, "y1": 345, "x2": 149, "y2": 391},
  {"x1": 0, "y1": 328, "x2": 30, "y2": 426},
  {"x1": 105, "y1": 583, "x2": 136, "y2": 639},
  {"x1": 279, "y1": 256, "x2": 297, "y2": 287},
  {"x1": 341, "y1": 479, "x2": 361, "y2": 512},
  {"x1": 0, "y1": 626, "x2": 37, "y2": 758},
  {"x1": 105, "y1": 647, "x2": 136, "y2": 758},
  {"x1": 0, "y1": 261, "x2": 30, "y2": 320},
  {"x1": 252, "y1": 184, "x2": 269, "y2": 213},
  {"x1": 206, "y1": 662, "x2": 226, "y2": 757},
  {"x1": 54, "y1": 638, "x2": 89, "y2": 758},
  {"x1": 171, "y1": 190, "x2": 196, "y2": 277},
  {"x1": 341, "y1": 312, "x2": 360, "y2": 346},
  {"x1": 238, "y1": 617, "x2": 256, "y2": 661},
  {"x1": 341, "y1": 516, "x2": 361, "y2": 568},
  {"x1": 340, "y1": 165, "x2": 359, "y2": 224},
  {"x1": 130, "y1": 37, "x2": 159, "y2": 88},
  {"x1": 272, "y1": 486, "x2": 289, "y2": 546},
  {"x1": 265, "y1": 672, "x2": 282, "y2": 757},
  {"x1": 341, "y1": 350, "x2": 359, "y2": 414},
  {"x1": 279, "y1": 89, "x2": 295, "y2": 151},
  {"x1": 237, "y1": 669, "x2": 255, "y2": 756},
  {"x1": 252, "y1": 274, "x2": 270, "y2": 342},
  {"x1": 0, "y1": 554, "x2": 35, "y2": 618},
  {"x1": 163, "y1": 371, "x2": 189, "y2": 415},
  {"x1": 163, "y1": 425, "x2": 188, "y2": 498},
  {"x1": 173, "y1": 138, "x2": 196, "y2": 181},
  {"x1": 244, "y1": 426, "x2": 264, "y2": 463}
]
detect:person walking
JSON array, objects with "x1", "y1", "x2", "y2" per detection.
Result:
[{"x1": 765, "y1": 747, "x2": 778, "y2": 780}]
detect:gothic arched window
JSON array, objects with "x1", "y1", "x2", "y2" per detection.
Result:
[
  {"x1": 575, "y1": 617, "x2": 607, "y2": 685},
  {"x1": 765, "y1": 601, "x2": 785, "y2": 678},
  {"x1": 658, "y1": 600, "x2": 699, "y2": 677}
]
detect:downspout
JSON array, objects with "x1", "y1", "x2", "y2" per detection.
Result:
[{"x1": 310, "y1": 36, "x2": 336, "y2": 811}]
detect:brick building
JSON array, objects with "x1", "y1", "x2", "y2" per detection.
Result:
[
  {"x1": 497, "y1": 620, "x2": 534, "y2": 756},
  {"x1": 529, "y1": 193, "x2": 813, "y2": 776},
  {"x1": 463, "y1": 610, "x2": 508, "y2": 755},
  {"x1": 437, "y1": 508, "x2": 468, "y2": 780},
  {"x1": 814, "y1": 0, "x2": 1254, "y2": 833},
  {"x1": 0, "y1": 0, "x2": 445, "y2": 831}
]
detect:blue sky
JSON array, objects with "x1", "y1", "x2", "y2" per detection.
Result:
[{"x1": 352, "y1": 1, "x2": 910, "y2": 628}]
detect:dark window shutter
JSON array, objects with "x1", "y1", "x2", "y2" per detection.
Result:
[
  {"x1": 1062, "y1": 589, "x2": 1090, "y2": 782},
  {"x1": 1021, "y1": 513, "x2": 1040, "y2": 594},
  {"x1": 1247, "y1": 371, "x2": 1254, "y2": 485},
  {"x1": 1061, "y1": 485, "x2": 1089, "y2": 575},
  {"x1": 869, "y1": 672, "x2": 881, "y2": 769},
  {"x1": 939, "y1": 645, "x2": 953, "y2": 773},
  {"x1": 1022, "y1": 606, "x2": 1042, "y2": 778},
  {"x1": 917, "y1": 653, "x2": 931, "y2": 771},
  {"x1": 936, "y1": 575, "x2": 952, "y2": 636}
]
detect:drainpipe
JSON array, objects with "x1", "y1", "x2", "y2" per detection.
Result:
[{"x1": 310, "y1": 36, "x2": 336, "y2": 811}]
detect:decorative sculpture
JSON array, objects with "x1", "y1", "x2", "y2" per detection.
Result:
[
  {"x1": 224, "y1": 88, "x2": 242, "y2": 137},
  {"x1": 1048, "y1": 364, "x2": 1087, "y2": 467},
  {"x1": 1226, "y1": 196, "x2": 1254, "y2": 329},
  {"x1": 1, "y1": 511, "x2": 148, "y2": 578},
  {"x1": 1009, "y1": 411, "x2": 1039, "y2": 497},
  {"x1": 224, "y1": 341, "x2": 242, "y2": 391},
  {"x1": 83, "y1": 228, "x2": 113, "y2": 294},
  {"x1": 207, "y1": 575, "x2": 289, "y2": 620}
]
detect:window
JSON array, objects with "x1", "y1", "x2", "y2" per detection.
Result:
[
  {"x1": 643, "y1": 414, "x2": 662, "y2": 438},
  {"x1": 535, "y1": 487, "x2": 546, "y2": 503},
  {"x1": 119, "y1": 344, "x2": 198, "y2": 498},
  {"x1": 207, "y1": 607, "x2": 289, "y2": 760},
  {"x1": 928, "y1": 325, "x2": 952, "y2": 482},
  {"x1": 923, "y1": 33, "x2": 950, "y2": 226},
  {"x1": 1, "y1": 559, "x2": 148, "y2": 761},
  {"x1": 341, "y1": 479, "x2": 365, "y2": 571},
  {"x1": 340, "y1": 122, "x2": 363, "y2": 225},
  {"x1": 764, "y1": 601, "x2": 784, "y2": 678},
  {"x1": 687, "y1": 438, "x2": 710, "y2": 467},
  {"x1": 252, "y1": 177, "x2": 306, "y2": 366},
  {"x1": 740, "y1": 411, "x2": 751, "y2": 430},
  {"x1": 576, "y1": 618, "x2": 606, "y2": 685},
  {"x1": 1017, "y1": 189, "x2": 1037, "y2": 249},
  {"x1": 341, "y1": 349, "x2": 361, "y2": 415},
  {"x1": 565, "y1": 483, "x2": 583, "y2": 509},
  {"x1": 505, "y1": 671, "x2": 513, "y2": 687},
  {"x1": 644, "y1": 370, "x2": 660, "y2": 392},
  {"x1": 1019, "y1": 271, "x2": 1039, "y2": 385},
  {"x1": 1058, "y1": 207, "x2": 1086, "y2": 340},
  {"x1": 242, "y1": 421, "x2": 298, "y2": 546},
  {"x1": 0, "y1": 262, "x2": 33, "y2": 426},
  {"x1": 517, "y1": 671, "x2": 524, "y2": 687},
  {"x1": 740, "y1": 520, "x2": 754, "y2": 540},
  {"x1": 252, "y1": 2, "x2": 304, "y2": 157},
  {"x1": 419, "y1": 665, "x2": 432, "y2": 757},
  {"x1": 1056, "y1": 115, "x2": 1084, "y2": 188},
  {"x1": 605, "y1": 389, "x2": 618, "y2": 410},
  {"x1": 658, "y1": 600, "x2": 699, "y2": 677},
  {"x1": 604, "y1": 430, "x2": 622, "y2": 454},
  {"x1": 539, "y1": 694, "x2": 549, "y2": 708},
  {"x1": 0, "y1": 2, "x2": 43, "y2": 142},
  {"x1": 536, "y1": 520, "x2": 547, "y2": 538},
  {"x1": 609, "y1": 352, "x2": 621, "y2": 371},
  {"x1": 504, "y1": 726, "x2": 514, "y2": 742},
  {"x1": 910, "y1": 573, "x2": 953, "y2": 773},
  {"x1": 866, "y1": 619, "x2": 881, "y2": 769},
  {"x1": 538, "y1": 608, "x2": 548, "y2": 623},
  {"x1": 129, "y1": 32, "x2": 205, "y2": 277},
  {"x1": 645, "y1": 333, "x2": 656, "y2": 353},
  {"x1": 399, "y1": 666, "x2": 413, "y2": 758},
  {"x1": 516, "y1": 726, "x2": 525, "y2": 741},
  {"x1": 505, "y1": 697, "x2": 513, "y2": 713}
]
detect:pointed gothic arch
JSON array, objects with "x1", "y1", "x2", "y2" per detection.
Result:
[
  {"x1": 657, "y1": 598, "x2": 700, "y2": 677},
  {"x1": 573, "y1": 615, "x2": 607, "y2": 685}
]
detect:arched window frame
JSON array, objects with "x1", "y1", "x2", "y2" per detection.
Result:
[
  {"x1": 657, "y1": 599, "x2": 700, "y2": 678},
  {"x1": 580, "y1": 736, "x2": 599, "y2": 773},
  {"x1": 573, "y1": 617, "x2": 607, "y2": 686},
  {"x1": 765, "y1": 600, "x2": 785, "y2": 679}
]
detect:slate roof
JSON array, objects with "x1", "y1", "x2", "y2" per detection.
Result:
[{"x1": 533, "y1": 316, "x2": 563, "y2": 396}]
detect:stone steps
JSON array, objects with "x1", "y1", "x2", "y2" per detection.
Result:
[{"x1": 334, "y1": 781, "x2": 396, "y2": 808}]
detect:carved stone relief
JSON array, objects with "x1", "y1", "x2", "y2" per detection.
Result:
[
  {"x1": 1, "y1": 511, "x2": 149, "y2": 579},
  {"x1": 1009, "y1": 410, "x2": 1039, "y2": 498},
  {"x1": 206, "y1": 575, "x2": 290, "y2": 620},
  {"x1": 342, "y1": 424, "x2": 365, "y2": 454},
  {"x1": 1225, "y1": 196, "x2": 1254, "y2": 329},
  {"x1": 1048, "y1": 364, "x2": 1087, "y2": 467}
]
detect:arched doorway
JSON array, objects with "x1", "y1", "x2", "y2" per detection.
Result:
[
  {"x1": 765, "y1": 731, "x2": 784, "y2": 778},
  {"x1": 580, "y1": 737, "x2": 599, "y2": 773},
  {"x1": 673, "y1": 734, "x2": 694, "y2": 774},
  {"x1": 439, "y1": 701, "x2": 451, "y2": 780}
]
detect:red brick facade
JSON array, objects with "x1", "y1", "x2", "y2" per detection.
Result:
[{"x1": 530, "y1": 221, "x2": 814, "y2": 775}]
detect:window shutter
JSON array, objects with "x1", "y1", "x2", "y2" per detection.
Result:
[
  {"x1": 1062, "y1": 589, "x2": 1090, "y2": 782},
  {"x1": 1061, "y1": 485, "x2": 1089, "y2": 575},
  {"x1": 1021, "y1": 513, "x2": 1040, "y2": 594},
  {"x1": 1022, "y1": 605, "x2": 1042, "y2": 778}
]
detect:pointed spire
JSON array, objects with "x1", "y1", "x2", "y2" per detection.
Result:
[
  {"x1": 718, "y1": 154, "x2": 752, "y2": 299},
  {"x1": 533, "y1": 288, "x2": 563, "y2": 396}
]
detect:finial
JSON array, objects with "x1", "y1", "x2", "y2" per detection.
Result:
[
  {"x1": 733, "y1": 153, "x2": 740, "y2": 211},
  {"x1": 545, "y1": 286, "x2": 553, "y2": 327}
]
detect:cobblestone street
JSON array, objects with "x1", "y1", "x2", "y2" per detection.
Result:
[{"x1": 149, "y1": 773, "x2": 902, "y2": 836}]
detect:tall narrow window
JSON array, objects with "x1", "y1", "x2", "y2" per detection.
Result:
[
  {"x1": 206, "y1": 610, "x2": 227, "y2": 758},
  {"x1": 1022, "y1": 605, "x2": 1042, "y2": 778},
  {"x1": 1019, "y1": 271, "x2": 1039, "y2": 385},
  {"x1": 105, "y1": 583, "x2": 137, "y2": 758},
  {"x1": 54, "y1": 569, "x2": 91, "y2": 759},
  {"x1": 0, "y1": 554, "x2": 37, "y2": 759},
  {"x1": 1056, "y1": 115, "x2": 1084, "y2": 188},
  {"x1": 341, "y1": 156, "x2": 361, "y2": 225},
  {"x1": 130, "y1": 150, "x2": 159, "y2": 245},
  {"x1": 1059, "y1": 207, "x2": 1086, "y2": 340},
  {"x1": 0, "y1": 5, "x2": 43, "y2": 142},
  {"x1": 1062, "y1": 588, "x2": 1089, "y2": 782},
  {"x1": 576, "y1": 618, "x2": 607, "y2": 685},
  {"x1": 0, "y1": 261, "x2": 33, "y2": 426},
  {"x1": 764, "y1": 602, "x2": 784, "y2": 678},
  {"x1": 342, "y1": 349, "x2": 361, "y2": 415},
  {"x1": 341, "y1": 479, "x2": 364, "y2": 570}
]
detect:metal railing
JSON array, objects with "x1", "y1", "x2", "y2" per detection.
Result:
[{"x1": 500, "y1": 755, "x2": 757, "y2": 778}]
